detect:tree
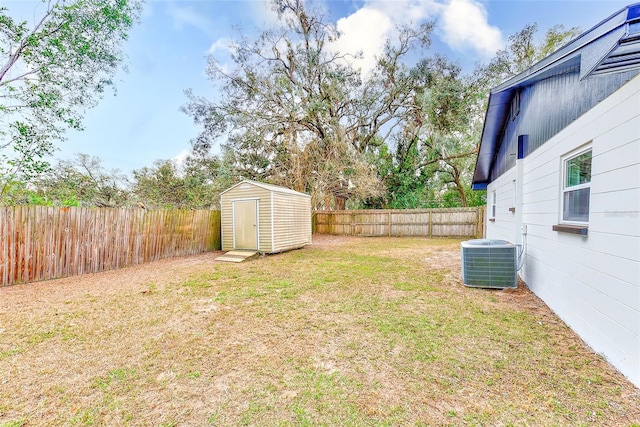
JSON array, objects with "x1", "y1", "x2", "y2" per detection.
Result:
[
  {"x1": 182, "y1": 0, "x2": 433, "y2": 209},
  {"x1": 0, "y1": 0, "x2": 142, "y2": 194},
  {"x1": 131, "y1": 154, "x2": 232, "y2": 209},
  {"x1": 34, "y1": 153, "x2": 130, "y2": 206},
  {"x1": 476, "y1": 23, "x2": 580, "y2": 87},
  {"x1": 367, "y1": 56, "x2": 481, "y2": 208},
  {"x1": 0, "y1": 153, "x2": 130, "y2": 206},
  {"x1": 365, "y1": 143, "x2": 431, "y2": 209},
  {"x1": 184, "y1": 4, "x2": 580, "y2": 210},
  {"x1": 421, "y1": 58, "x2": 482, "y2": 207}
]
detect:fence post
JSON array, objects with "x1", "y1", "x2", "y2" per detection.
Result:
[
  {"x1": 351, "y1": 211, "x2": 355, "y2": 236},
  {"x1": 428, "y1": 210, "x2": 433, "y2": 238},
  {"x1": 476, "y1": 206, "x2": 485, "y2": 238},
  {"x1": 388, "y1": 211, "x2": 391, "y2": 237}
]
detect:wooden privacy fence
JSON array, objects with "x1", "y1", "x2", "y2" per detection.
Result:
[
  {"x1": 0, "y1": 206, "x2": 221, "y2": 287},
  {"x1": 313, "y1": 207, "x2": 485, "y2": 238}
]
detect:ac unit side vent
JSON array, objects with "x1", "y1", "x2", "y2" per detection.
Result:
[{"x1": 461, "y1": 239, "x2": 517, "y2": 289}]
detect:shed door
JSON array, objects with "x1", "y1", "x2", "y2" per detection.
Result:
[{"x1": 233, "y1": 200, "x2": 258, "y2": 250}]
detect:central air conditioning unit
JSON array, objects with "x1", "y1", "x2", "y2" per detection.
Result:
[{"x1": 461, "y1": 239, "x2": 517, "y2": 289}]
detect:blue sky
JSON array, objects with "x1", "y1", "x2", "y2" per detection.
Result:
[{"x1": 3, "y1": 0, "x2": 633, "y2": 176}]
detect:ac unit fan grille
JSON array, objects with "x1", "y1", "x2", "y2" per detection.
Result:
[{"x1": 461, "y1": 240, "x2": 517, "y2": 289}]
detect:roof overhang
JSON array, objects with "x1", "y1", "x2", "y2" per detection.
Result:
[
  {"x1": 220, "y1": 179, "x2": 311, "y2": 198},
  {"x1": 472, "y1": 2, "x2": 640, "y2": 188}
]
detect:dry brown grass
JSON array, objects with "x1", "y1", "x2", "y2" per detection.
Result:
[{"x1": 0, "y1": 235, "x2": 638, "y2": 426}]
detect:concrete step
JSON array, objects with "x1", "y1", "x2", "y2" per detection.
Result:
[
  {"x1": 226, "y1": 250, "x2": 258, "y2": 257},
  {"x1": 215, "y1": 251, "x2": 258, "y2": 263}
]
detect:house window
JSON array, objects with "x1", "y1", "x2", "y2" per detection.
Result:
[
  {"x1": 562, "y1": 147, "x2": 592, "y2": 223},
  {"x1": 510, "y1": 90, "x2": 520, "y2": 121},
  {"x1": 490, "y1": 190, "x2": 497, "y2": 219}
]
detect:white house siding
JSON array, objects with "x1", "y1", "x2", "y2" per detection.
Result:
[
  {"x1": 486, "y1": 74, "x2": 640, "y2": 387},
  {"x1": 486, "y1": 168, "x2": 517, "y2": 242},
  {"x1": 271, "y1": 192, "x2": 312, "y2": 253}
]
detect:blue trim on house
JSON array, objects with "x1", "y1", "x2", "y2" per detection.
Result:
[
  {"x1": 517, "y1": 135, "x2": 528, "y2": 160},
  {"x1": 472, "y1": 183, "x2": 488, "y2": 190}
]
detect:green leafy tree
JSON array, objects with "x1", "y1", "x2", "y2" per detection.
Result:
[
  {"x1": 365, "y1": 137, "x2": 431, "y2": 209},
  {"x1": 0, "y1": 0, "x2": 142, "y2": 195},
  {"x1": 367, "y1": 56, "x2": 480, "y2": 208},
  {"x1": 421, "y1": 58, "x2": 482, "y2": 207},
  {"x1": 131, "y1": 154, "x2": 231, "y2": 209},
  {"x1": 1, "y1": 153, "x2": 130, "y2": 206},
  {"x1": 35, "y1": 154, "x2": 130, "y2": 206},
  {"x1": 132, "y1": 160, "x2": 191, "y2": 209}
]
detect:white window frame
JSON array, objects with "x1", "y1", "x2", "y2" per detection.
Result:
[
  {"x1": 560, "y1": 145, "x2": 592, "y2": 225},
  {"x1": 490, "y1": 190, "x2": 496, "y2": 219}
]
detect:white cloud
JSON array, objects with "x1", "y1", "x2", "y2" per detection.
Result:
[
  {"x1": 364, "y1": 0, "x2": 441, "y2": 25},
  {"x1": 172, "y1": 149, "x2": 190, "y2": 169},
  {"x1": 332, "y1": 7, "x2": 393, "y2": 73},
  {"x1": 439, "y1": 0, "x2": 503, "y2": 57},
  {"x1": 205, "y1": 37, "x2": 237, "y2": 77},
  {"x1": 329, "y1": 0, "x2": 445, "y2": 75},
  {"x1": 207, "y1": 37, "x2": 235, "y2": 56},
  {"x1": 195, "y1": 0, "x2": 502, "y2": 79},
  {"x1": 329, "y1": 0, "x2": 503, "y2": 72}
]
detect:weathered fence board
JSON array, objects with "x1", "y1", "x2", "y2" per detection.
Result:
[
  {"x1": 313, "y1": 207, "x2": 485, "y2": 238},
  {"x1": 0, "y1": 207, "x2": 221, "y2": 287}
]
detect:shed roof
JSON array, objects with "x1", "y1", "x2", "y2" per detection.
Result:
[
  {"x1": 220, "y1": 180, "x2": 311, "y2": 198},
  {"x1": 472, "y1": 2, "x2": 640, "y2": 189}
]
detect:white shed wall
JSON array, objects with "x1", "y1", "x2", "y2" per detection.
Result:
[
  {"x1": 272, "y1": 192, "x2": 312, "y2": 252},
  {"x1": 486, "y1": 74, "x2": 640, "y2": 387}
]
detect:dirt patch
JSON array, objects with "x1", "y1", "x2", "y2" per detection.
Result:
[
  {"x1": 0, "y1": 251, "x2": 225, "y2": 307},
  {"x1": 309, "y1": 233, "x2": 366, "y2": 248}
]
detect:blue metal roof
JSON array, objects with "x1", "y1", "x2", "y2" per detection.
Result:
[{"x1": 472, "y1": 3, "x2": 640, "y2": 188}]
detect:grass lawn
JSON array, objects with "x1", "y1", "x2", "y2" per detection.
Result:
[{"x1": 0, "y1": 236, "x2": 638, "y2": 426}]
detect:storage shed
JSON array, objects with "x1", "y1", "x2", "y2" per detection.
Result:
[{"x1": 220, "y1": 180, "x2": 312, "y2": 253}]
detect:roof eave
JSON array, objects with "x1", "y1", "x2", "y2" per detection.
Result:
[{"x1": 472, "y1": 3, "x2": 640, "y2": 187}]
